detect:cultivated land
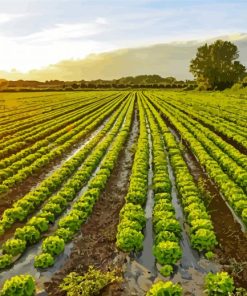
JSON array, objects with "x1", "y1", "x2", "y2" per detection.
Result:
[{"x1": 0, "y1": 90, "x2": 246, "y2": 295}]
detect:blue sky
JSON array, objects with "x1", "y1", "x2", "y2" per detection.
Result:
[{"x1": 0, "y1": 0, "x2": 246, "y2": 72}]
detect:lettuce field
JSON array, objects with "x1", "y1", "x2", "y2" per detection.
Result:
[{"x1": 0, "y1": 90, "x2": 246, "y2": 295}]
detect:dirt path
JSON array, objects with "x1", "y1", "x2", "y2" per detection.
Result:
[{"x1": 44, "y1": 107, "x2": 139, "y2": 296}]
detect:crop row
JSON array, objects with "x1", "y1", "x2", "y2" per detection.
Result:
[
  {"x1": 33, "y1": 95, "x2": 135, "y2": 269},
  {"x1": 161, "y1": 96, "x2": 247, "y2": 150},
  {"x1": 142, "y1": 95, "x2": 182, "y2": 276},
  {"x1": 0, "y1": 96, "x2": 125, "y2": 194},
  {"x1": 0, "y1": 94, "x2": 122, "y2": 158},
  {"x1": 0, "y1": 96, "x2": 133, "y2": 269},
  {"x1": 150, "y1": 97, "x2": 247, "y2": 229},
  {"x1": 0, "y1": 92, "x2": 106, "y2": 138},
  {"x1": 152, "y1": 96, "x2": 247, "y2": 189},
  {"x1": 0, "y1": 95, "x2": 123, "y2": 171},
  {"x1": 116, "y1": 97, "x2": 149, "y2": 252},
  {"x1": 0, "y1": 96, "x2": 130, "y2": 239},
  {"x1": 145, "y1": 96, "x2": 217, "y2": 252}
]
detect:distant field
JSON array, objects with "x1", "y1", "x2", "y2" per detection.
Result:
[{"x1": 0, "y1": 90, "x2": 246, "y2": 294}]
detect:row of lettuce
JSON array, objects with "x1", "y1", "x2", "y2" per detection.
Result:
[
  {"x1": 0, "y1": 92, "x2": 107, "y2": 137},
  {"x1": 0, "y1": 95, "x2": 125, "y2": 194},
  {"x1": 116, "y1": 95, "x2": 217, "y2": 278},
  {"x1": 0, "y1": 94, "x2": 134, "y2": 270},
  {"x1": 0, "y1": 271, "x2": 240, "y2": 295},
  {"x1": 156, "y1": 93, "x2": 247, "y2": 150},
  {"x1": 149, "y1": 94, "x2": 247, "y2": 228}
]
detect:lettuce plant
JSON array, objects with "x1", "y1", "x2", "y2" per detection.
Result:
[
  {"x1": 14, "y1": 226, "x2": 41, "y2": 245},
  {"x1": 191, "y1": 229, "x2": 217, "y2": 251},
  {"x1": 34, "y1": 253, "x2": 55, "y2": 269},
  {"x1": 116, "y1": 228, "x2": 144, "y2": 252},
  {"x1": 0, "y1": 274, "x2": 35, "y2": 296},
  {"x1": 42, "y1": 235, "x2": 65, "y2": 256},
  {"x1": 2, "y1": 238, "x2": 26, "y2": 256},
  {"x1": 27, "y1": 217, "x2": 49, "y2": 233},
  {"x1": 147, "y1": 281, "x2": 182, "y2": 296},
  {"x1": 153, "y1": 241, "x2": 182, "y2": 265},
  {"x1": 204, "y1": 272, "x2": 234, "y2": 295},
  {"x1": 0, "y1": 254, "x2": 13, "y2": 269}
]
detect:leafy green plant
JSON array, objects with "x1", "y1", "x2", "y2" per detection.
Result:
[
  {"x1": 191, "y1": 229, "x2": 217, "y2": 251},
  {"x1": 54, "y1": 227, "x2": 74, "y2": 243},
  {"x1": 41, "y1": 235, "x2": 65, "y2": 256},
  {"x1": 147, "y1": 280, "x2": 182, "y2": 296},
  {"x1": 160, "y1": 265, "x2": 173, "y2": 277},
  {"x1": 204, "y1": 272, "x2": 234, "y2": 295},
  {"x1": 0, "y1": 254, "x2": 13, "y2": 269},
  {"x1": 153, "y1": 241, "x2": 182, "y2": 265},
  {"x1": 59, "y1": 266, "x2": 121, "y2": 296},
  {"x1": 14, "y1": 226, "x2": 40, "y2": 245},
  {"x1": 34, "y1": 253, "x2": 55, "y2": 269},
  {"x1": 2, "y1": 238, "x2": 26, "y2": 256},
  {"x1": 27, "y1": 217, "x2": 49, "y2": 233},
  {"x1": 116, "y1": 228, "x2": 144, "y2": 252},
  {"x1": 0, "y1": 274, "x2": 35, "y2": 296}
]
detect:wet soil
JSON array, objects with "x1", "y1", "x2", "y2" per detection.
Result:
[
  {"x1": 161, "y1": 114, "x2": 247, "y2": 288},
  {"x1": 44, "y1": 107, "x2": 139, "y2": 296}
]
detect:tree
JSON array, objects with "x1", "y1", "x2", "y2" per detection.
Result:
[{"x1": 190, "y1": 40, "x2": 246, "y2": 90}]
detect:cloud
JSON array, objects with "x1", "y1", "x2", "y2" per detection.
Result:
[
  {"x1": 18, "y1": 18, "x2": 109, "y2": 44},
  {"x1": 0, "y1": 13, "x2": 25, "y2": 23}
]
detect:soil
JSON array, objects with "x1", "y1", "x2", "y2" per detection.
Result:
[{"x1": 44, "y1": 107, "x2": 139, "y2": 296}]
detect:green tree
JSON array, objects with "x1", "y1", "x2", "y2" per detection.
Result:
[{"x1": 190, "y1": 40, "x2": 246, "y2": 90}]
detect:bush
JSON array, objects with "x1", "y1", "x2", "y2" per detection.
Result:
[
  {"x1": 116, "y1": 228, "x2": 144, "y2": 252},
  {"x1": 2, "y1": 238, "x2": 26, "y2": 256},
  {"x1": 59, "y1": 266, "x2": 121, "y2": 296},
  {"x1": 14, "y1": 226, "x2": 40, "y2": 245},
  {"x1": 34, "y1": 253, "x2": 55, "y2": 269},
  {"x1": 0, "y1": 274, "x2": 35, "y2": 296},
  {"x1": 147, "y1": 281, "x2": 182, "y2": 296},
  {"x1": 42, "y1": 236, "x2": 65, "y2": 256},
  {"x1": 153, "y1": 241, "x2": 182, "y2": 265},
  {"x1": 204, "y1": 272, "x2": 234, "y2": 295}
]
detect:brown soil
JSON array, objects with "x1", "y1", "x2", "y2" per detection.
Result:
[{"x1": 44, "y1": 108, "x2": 139, "y2": 296}]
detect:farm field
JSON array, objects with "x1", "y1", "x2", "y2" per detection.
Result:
[{"x1": 0, "y1": 90, "x2": 247, "y2": 295}]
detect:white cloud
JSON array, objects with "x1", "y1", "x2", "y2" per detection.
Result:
[
  {"x1": 0, "y1": 13, "x2": 25, "y2": 23},
  {"x1": 18, "y1": 18, "x2": 109, "y2": 44}
]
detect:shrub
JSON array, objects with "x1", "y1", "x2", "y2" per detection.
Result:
[
  {"x1": 42, "y1": 236, "x2": 65, "y2": 256},
  {"x1": 59, "y1": 266, "x2": 121, "y2": 296},
  {"x1": 34, "y1": 253, "x2": 55, "y2": 269},
  {"x1": 2, "y1": 238, "x2": 26, "y2": 256},
  {"x1": 0, "y1": 274, "x2": 35, "y2": 296},
  {"x1": 153, "y1": 241, "x2": 182, "y2": 265},
  {"x1": 14, "y1": 226, "x2": 41, "y2": 245},
  {"x1": 147, "y1": 281, "x2": 182, "y2": 296},
  {"x1": 116, "y1": 228, "x2": 144, "y2": 252},
  {"x1": 204, "y1": 272, "x2": 234, "y2": 295}
]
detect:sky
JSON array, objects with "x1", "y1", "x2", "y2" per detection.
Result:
[{"x1": 0, "y1": 0, "x2": 247, "y2": 73}]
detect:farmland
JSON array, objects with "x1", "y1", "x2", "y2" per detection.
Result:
[{"x1": 0, "y1": 90, "x2": 247, "y2": 295}]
